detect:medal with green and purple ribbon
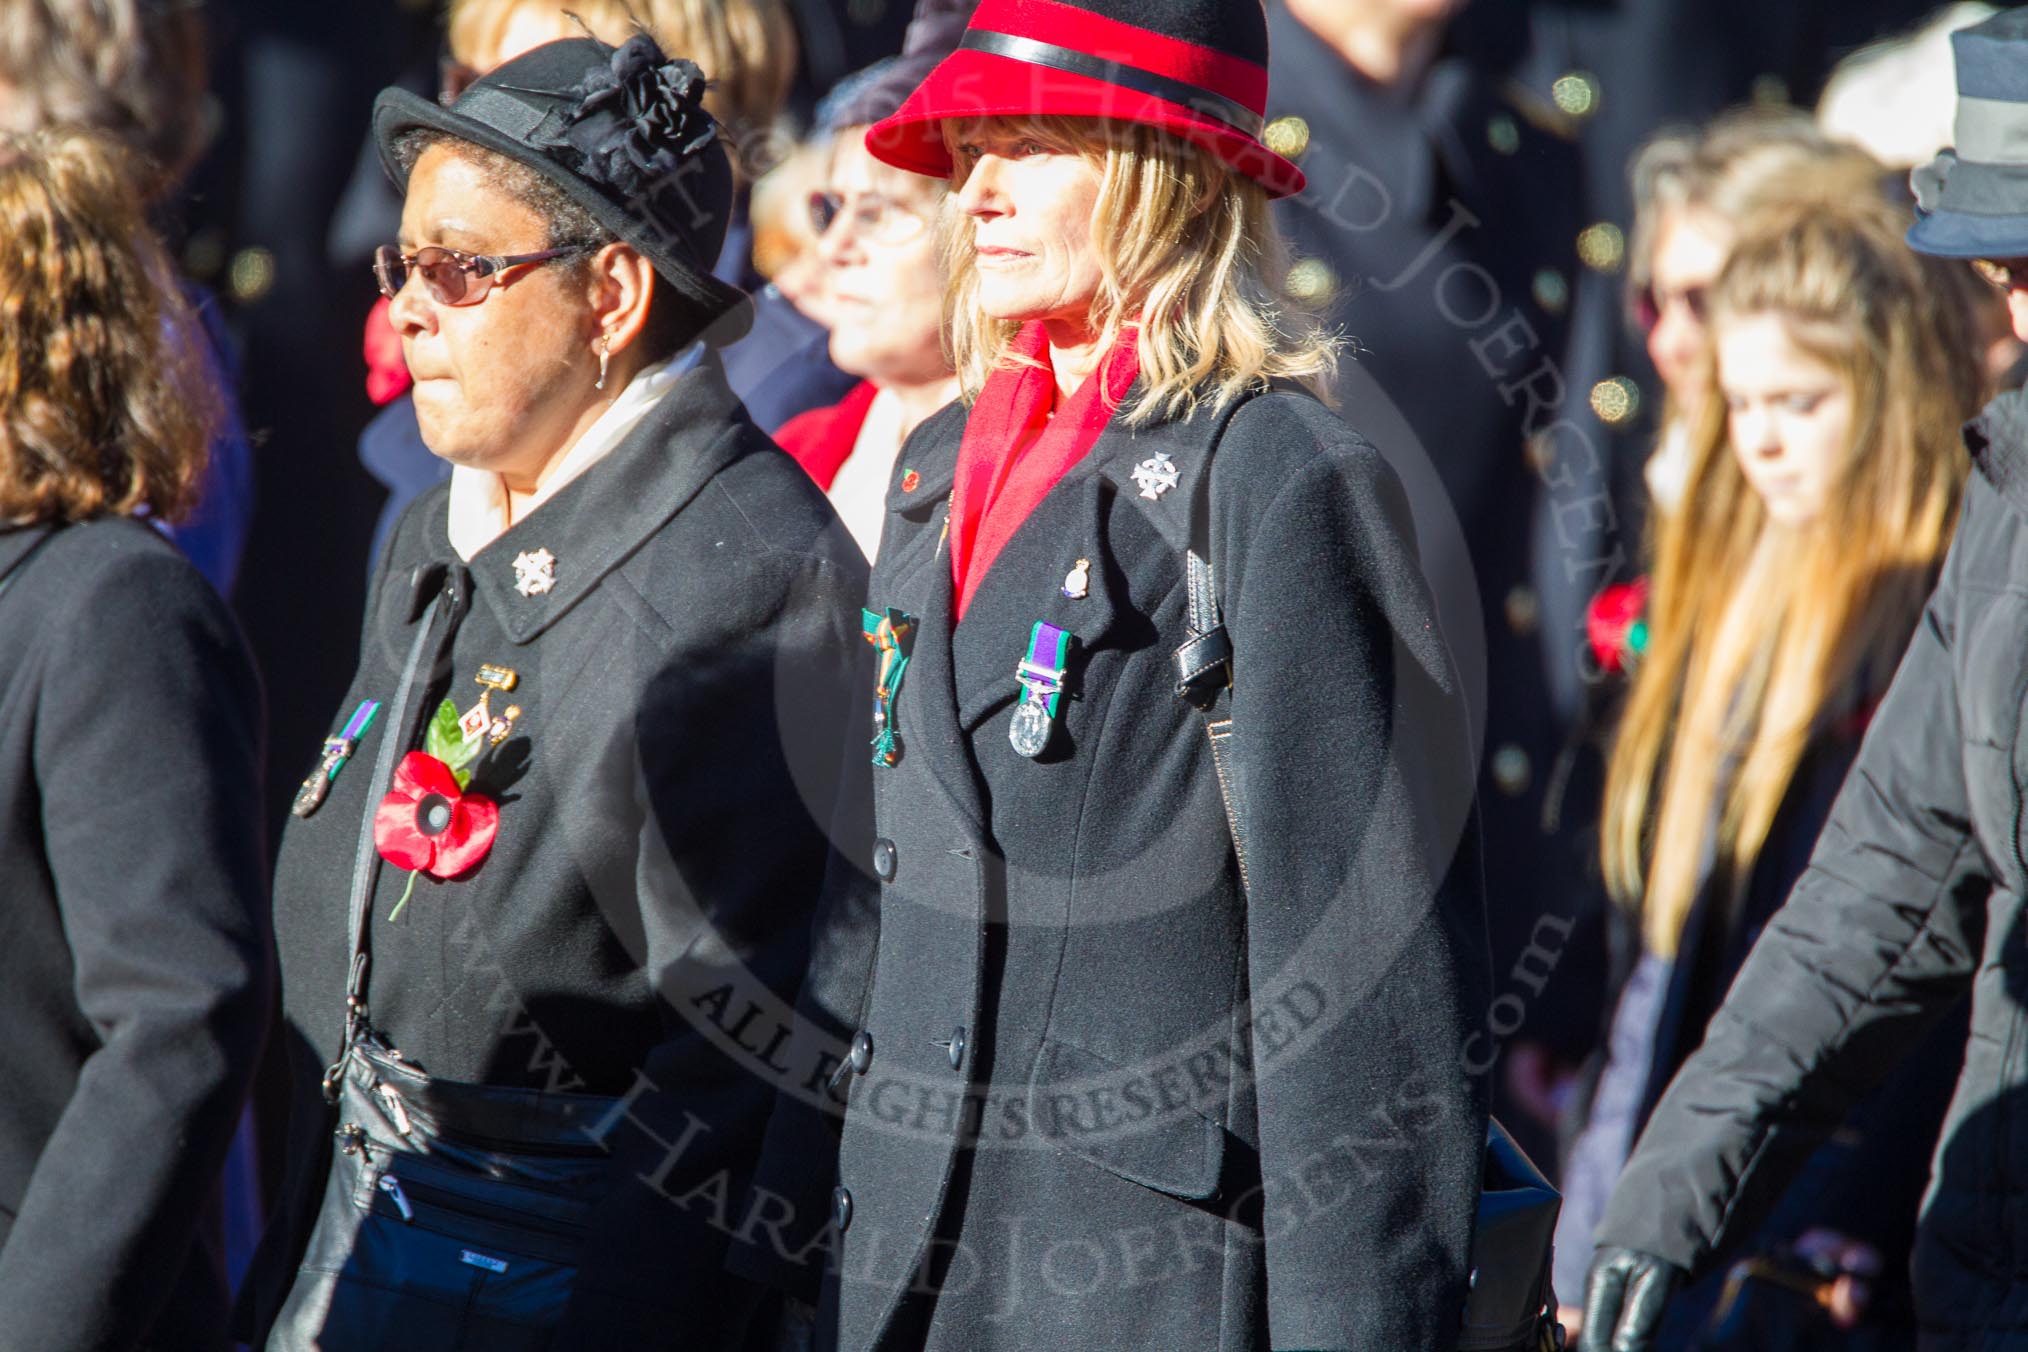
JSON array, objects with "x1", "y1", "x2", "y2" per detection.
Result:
[
  {"x1": 291, "y1": 699, "x2": 382, "y2": 818},
  {"x1": 1009, "y1": 622, "x2": 1069, "y2": 759},
  {"x1": 862, "y1": 607, "x2": 916, "y2": 767}
]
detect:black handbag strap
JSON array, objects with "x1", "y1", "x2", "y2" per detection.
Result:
[
  {"x1": 1170, "y1": 390, "x2": 1263, "y2": 713},
  {"x1": 325, "y1": 566, "x2": 461, "y2": 1098}
]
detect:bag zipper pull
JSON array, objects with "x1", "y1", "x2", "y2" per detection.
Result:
[
  {"x1": 378, "y1": 1083, "x2": 413, "y2": 1137},
  {"x1": 335, "y1": 1123, "x2": 368, "y2": 1158},
  {"x1": 378, "y1": 1175, "x2": 415, "y2": 1222}
]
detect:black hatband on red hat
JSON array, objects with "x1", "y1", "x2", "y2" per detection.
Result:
[
  {"x1": 865, "y1": 0, "x2": 1304, "y2": 198},
  {"x1": 956, "y1": 31, "x2": 1265, "y2": 139}
]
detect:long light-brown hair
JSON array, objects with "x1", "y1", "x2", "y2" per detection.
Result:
[
  {"x1": 1602, "y1": 196, "x2": 1983, "y2": 956},
  {"x1": 0, "y1": 128, "x2": 215, "y2": 524},
  {"x1": 940, "y1": 116, "x2": 1337, "y2": 426}
]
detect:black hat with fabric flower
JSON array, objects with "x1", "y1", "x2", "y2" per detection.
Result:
[{"x1": 372, "y1": 32, "x2": 752, "y2": 343}]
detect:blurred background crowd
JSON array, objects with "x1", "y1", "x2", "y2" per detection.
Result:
[{"x1": 2, "y1": 0, "x2": 2017, "y2": 1344}]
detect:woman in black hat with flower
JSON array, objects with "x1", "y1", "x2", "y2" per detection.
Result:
[
  {"x1": 733, "y1": 1, "x2": 1491, "y2": 1347},
  {"x1": 244, "y1": 33, "x2": 867, "y2": 1352}
]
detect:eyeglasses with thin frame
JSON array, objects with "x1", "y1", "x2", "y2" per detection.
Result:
[
  {"x1": 1972, "y1": 257, "x2": 2028, "y2": 292},
  {"x1": 1635, "y1": 281, "x2": 1709, "y2": 334},
  {"x1": 806, "y1": 190, "x2": 931, "y2": 247},
  {"x1": 373, "y1": 242, "x2": 594, "y2": 306}
]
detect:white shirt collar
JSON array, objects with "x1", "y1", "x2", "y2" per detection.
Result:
[{"x1": 446, "y1": 343, "x2": 702, "y2": 561}]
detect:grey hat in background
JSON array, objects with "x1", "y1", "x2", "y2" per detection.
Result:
[
  {"x1": 818, "y1": 0, "x2": 976, "y2": 133},
  {"x1": 1908, "y1": 5, "x2": 2028, "y2": 258}
]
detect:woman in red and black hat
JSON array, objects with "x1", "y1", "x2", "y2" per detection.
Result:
[{"x1": 736, "y1": 1, "x2": 1492, "y2": 1347}]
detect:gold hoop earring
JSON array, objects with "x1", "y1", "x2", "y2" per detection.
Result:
[{"x1": 596, "y1": 335, "x2": 611, "y2": 391}]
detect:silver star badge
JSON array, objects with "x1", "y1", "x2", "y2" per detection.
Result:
[
  {"x1": 512, "y1": 548, "x2": 557, "y2": 597},
  {"x1": 1131, "y1": 451, "x2": 1180, "y2": 501}
]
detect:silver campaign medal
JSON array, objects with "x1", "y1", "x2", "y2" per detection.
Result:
[
  {"x1": 1009, "y1": 622, "x2": 1071, "y2": 760},
  {"x1": 1009, "y1": 698, "x2": 1053, "y2": 758}
]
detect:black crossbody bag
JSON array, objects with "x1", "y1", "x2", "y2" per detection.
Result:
[
  {"x1": 268, "y1": 583, "x2": 623, "y2": 1350},
  {"x1": 1171, "y1": 400, "x2": 1564, "y2": 1352}
]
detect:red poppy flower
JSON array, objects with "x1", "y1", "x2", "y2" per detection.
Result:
[
  {"x1": 373, "y1": 751, "x2": 498, "y2": 878},
  {"x1": 1586, "y1": 577, "x2": 1650, "y2": 677}
]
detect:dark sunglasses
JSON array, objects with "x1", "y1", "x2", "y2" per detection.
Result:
[
  {"x1": 373, "y1": 243, "x2": 592, "y2": 305},
  {"x1": 1634, "y1": 281, "x2": 1709, "y2": 334},
  {"x1": 1973, "y1": 257, "x2": 2028, "y2": 291}
]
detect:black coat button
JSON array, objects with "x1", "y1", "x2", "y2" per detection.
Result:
[
  {"x1": 832, "y1": 1185, "x2": 853, "y2": 1233},
  {"x1": 947, "y1": 1026, "x2": 966, "y2": 1071},
  {"x1": 850, "y1": 1030, "x2": 873, "y2": 1073},
  {"x1": 872, "y1": 838, "x2": 897, "y2": 881}
]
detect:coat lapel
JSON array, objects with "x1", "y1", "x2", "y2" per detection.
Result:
[
  {"x1": 900, "y1": 546, "x2": 990, "y2": 838},
  {"x1": 910, "y1": 385, "x2": 1257, "y2": 808},
  {"x1": 951, "y1": 472, "x2": 1123, "y2": 734},
  {"x1": 460, "y1": 353, "x2": 756, "y2": 645}
]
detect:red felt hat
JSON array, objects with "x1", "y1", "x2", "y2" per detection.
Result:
[{"x1": 865, "y1": 0, "x2": 1305, "y2": 199}]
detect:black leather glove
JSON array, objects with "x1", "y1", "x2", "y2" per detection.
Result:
[{"x1": 1578, "y1": 1246, "x2": 1686, "y2": 1352}]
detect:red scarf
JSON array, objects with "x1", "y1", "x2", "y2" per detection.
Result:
[{"x1": 948, "y1": 323, "x2": 1139, "y2": 620}]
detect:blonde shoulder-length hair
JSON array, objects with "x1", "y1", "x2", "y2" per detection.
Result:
[
  {"x1": 940, "y1": 115, "x2": 1337, "y2": 426},
  {"x1": 1601, "y1": 194, "x2": 1984, "y2": 957}
]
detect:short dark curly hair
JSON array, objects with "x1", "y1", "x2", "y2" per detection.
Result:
[
  {"x1": 0, "y1": 129, "x2": 217, "y2": 524},
  {"x1": 391, "y1": 129, "x2": 707, "y2": 361}
]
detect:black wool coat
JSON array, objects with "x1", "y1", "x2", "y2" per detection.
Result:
[
  {"x1": 1591, "y1": 388, "x2": 2028, "y2": 1346},
  {"x1": 0, "y1": 519, "x2": 272, "y2": 1351},
  {"x1": 246, "y1": 357, "x2": 868, "y2": 1349},
  {"x1": 736, "y1": 383, "x2": 1493, "y2": 1351}
]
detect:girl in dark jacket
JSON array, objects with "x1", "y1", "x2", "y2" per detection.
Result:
[
  {"x1": 0, "y1": 128, "x2": 271, "y2": 1351},
  {"x1": 1562, "y1": 191, "x2": 1986, "y2": 1346},
  {"x1": 735, "y1": 1, "x2": 1492, "y2": 1348}
]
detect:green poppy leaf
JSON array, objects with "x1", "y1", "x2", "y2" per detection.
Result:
[
  {"x1": 423, "y1": 699, "x2": 462, "y2": 763},
  {"x1": 424, "y1": 698, "x2": 485, "y2": 775}
]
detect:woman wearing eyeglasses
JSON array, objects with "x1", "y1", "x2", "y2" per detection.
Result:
[
  {"x1": 245, "y1": 34, "x2": 866, "y2": 1352},
  {"x1": 775, "y1": 27, "x2": 966, "y2": 560}
]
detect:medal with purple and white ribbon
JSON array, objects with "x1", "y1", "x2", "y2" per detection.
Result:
[{"x1": 1009, "y1": 622, "x2": 1069, "y2": 759}]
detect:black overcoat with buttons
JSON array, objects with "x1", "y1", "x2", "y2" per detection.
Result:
[
  {"x1": 735, "y1": 382, "x2": 1493, "y2": 1350},
  {"x1": 243, "y1": 356, "x2": 869, "y2": 1350}
]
